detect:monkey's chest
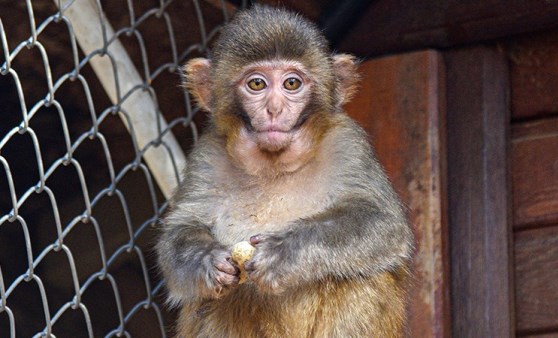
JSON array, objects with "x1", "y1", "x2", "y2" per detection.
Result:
[{"x1": 211, "y1": 184, "x2": 329, "y2": 245}]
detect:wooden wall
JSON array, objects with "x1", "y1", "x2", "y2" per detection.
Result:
[
  {"x1": 343, "y1": 32, "x2": 558, "y2": 337},
  {"x1": 336, "y1": 3, "x2": 558, "y2": 336},
  {"x1": 508, "y1": 31, "x2": 558, "y2": 337}
]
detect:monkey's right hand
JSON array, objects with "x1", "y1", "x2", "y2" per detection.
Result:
[{"x1": 203, "y1": 248, "x2": 240, "y2": 298}]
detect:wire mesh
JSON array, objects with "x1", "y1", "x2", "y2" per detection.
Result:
[{"x1": 0, "y1": 0, "x2": 243, "y2": 336}]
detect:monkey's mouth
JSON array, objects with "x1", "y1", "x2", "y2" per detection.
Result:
[
  {"x1": 259, "y1": 129, "x2": 289, "y2": 136},
  {"x1": 255, "y1": 128, "x2": 294, "y2": 151}
]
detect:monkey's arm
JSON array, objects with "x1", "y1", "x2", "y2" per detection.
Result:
[
  {"x1": 157, "y1": 219, "x2": 240, "y2": 305},
  {"x1": 156, "y1": 136, "x2": 241, "y2": 305},
  {"x1": 246, "y1": 120, "x2": 413, "y2": 294},
  {"x1": 245, "y1": 196, "x2": 412, "y2": 294}
]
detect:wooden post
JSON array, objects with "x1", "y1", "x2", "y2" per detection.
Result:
[
  {"x1": 346, "y1": 50, "x2": 450, "y2": 337},
  {"x1": 446, "y1": 46, "x2": 514, "y2": 337}
]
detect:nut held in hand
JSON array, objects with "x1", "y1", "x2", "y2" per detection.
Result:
[{"x1": 231, "y1": 241, "x2": 256, "y2": 284}]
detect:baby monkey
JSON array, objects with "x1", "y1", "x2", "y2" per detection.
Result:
[{"x1": 157, "y1": 5, "x2": 413, "y2": 338}]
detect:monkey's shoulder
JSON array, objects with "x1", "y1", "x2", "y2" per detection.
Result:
[
  {"x1": 322, "y1": 115, "x2": 371, "y2": 154},
  {"x1": 317, "y1": 115, "x2": 383, "y2": 177}
]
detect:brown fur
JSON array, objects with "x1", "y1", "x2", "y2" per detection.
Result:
[
  {"x1": 178, "y1": 271, "x2": 407, "y2": 338},
  {"x1": 157, "y1": 5, "x2": 413, "y2": 338}
]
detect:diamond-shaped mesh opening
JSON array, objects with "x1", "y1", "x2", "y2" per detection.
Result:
[{"x1": 0, "y1": 1, "x2": 245, "y2": 336}]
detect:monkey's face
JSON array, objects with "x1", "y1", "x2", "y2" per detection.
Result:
[{"x1": 235, "y1": 60, "x2": 314, "y2": 153}]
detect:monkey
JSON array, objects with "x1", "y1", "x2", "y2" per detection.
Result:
[{"x1": 156, "y1": 5, "x2": 413, "y2": 338}]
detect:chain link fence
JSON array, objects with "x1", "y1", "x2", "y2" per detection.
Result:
[{"x1": 0, "y1": 0, "x2": 244, "y2": 336}]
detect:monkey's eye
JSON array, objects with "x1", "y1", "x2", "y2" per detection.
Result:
[
  {"x1": 247, "y1": 78, "x2": 267, "y2": 91},
  {"x1": 283, "y1": 77, "x2": 302, "y2": 91}
]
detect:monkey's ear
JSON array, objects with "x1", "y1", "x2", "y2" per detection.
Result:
[
  {"x1": 183, "y1": 58, "x2": 213, "y2": 112},
  {"x1": 333, "y1": 54, "x2": 360, "y2": 106}
]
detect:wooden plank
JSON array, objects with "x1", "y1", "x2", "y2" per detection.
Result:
[
  {"x1": 512, "y1": 117, "x2": 558, "y2": 229},
  {"x1": 345, "y1": 51, "x2": 450, "y2": 337},
  {"x1": 515, "y1": 226, "x2": 558, "y2": 334},
  {"x1": 507, "y1": 31, "x2": 558, "y2": 121},
  {"x1": 446, "y1": 47, "x2": 514, "y2": 337},
  {"x1": 338, "y1": 1, "x2": 558, "y2": 57}
]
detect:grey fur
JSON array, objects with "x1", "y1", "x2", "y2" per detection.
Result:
[{"x1": 156, "y1": 5, "x2": 413, "y2": 337}]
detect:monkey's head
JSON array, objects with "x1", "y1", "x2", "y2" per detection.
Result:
[{"x1": 184, "y1": 5, "x2": 358, "y2": 175}]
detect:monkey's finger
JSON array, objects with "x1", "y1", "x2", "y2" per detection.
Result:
[
  {"x1": 244, "y1": 260, "x2": 255, "y2": 273},
  {"x1": 249, "y1": 234, "x2": 266, "y2": 245},
  {"x1": 215, "y1": 259, "x2": 239, "y2": 275},
  {"x1": 216, "y1": 271, "x2": 240, "y2": 287}
]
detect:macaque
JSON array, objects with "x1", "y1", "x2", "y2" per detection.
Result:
[{"x1": 156, "y1": 5, "x2": 413, "y2": 338}]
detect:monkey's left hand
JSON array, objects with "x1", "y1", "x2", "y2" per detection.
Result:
[{"x1": 244, "y1": 233, "x2": 299, "y2": 295}]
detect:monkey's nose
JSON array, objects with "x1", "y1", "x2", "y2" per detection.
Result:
[
  {"x1": 266, "y1": 92, "x2": 283, "y2": 118},
  {"x1": 267, "y1": 107, "x2": 282, "y2": 118}
]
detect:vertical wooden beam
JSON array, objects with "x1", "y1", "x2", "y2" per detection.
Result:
[
  {"x1": 346, "y1": 50, "x2": 450, "y2": 337},
  {"x1": 446, "y1": 47, "x2": 514, "y2": 337}
]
